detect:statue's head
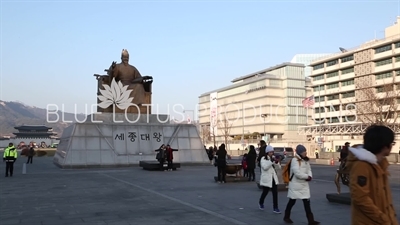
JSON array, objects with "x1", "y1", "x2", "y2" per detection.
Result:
[{"x1": 121, "y1": 49, "x2": 129, "y2": 65}]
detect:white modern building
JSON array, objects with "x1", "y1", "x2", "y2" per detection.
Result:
[
  {"x1": 299, "y1": 16, "x2": 400, "y2": 153},
  {"x1": 198, "y1": 62, "x2": 313, "y2": 151}
]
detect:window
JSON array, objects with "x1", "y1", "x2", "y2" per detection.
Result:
[
  {"x1": 327, "y1": 94, "x2": 339, "y2": 100},
  {"x1": 313, "y1": 86, "x2": 323, "y2": 92},
  {"x1": 328, "y1": 105, "x2": 340, "y2": 112},
  {"x1": 396, "y1": 70, "x2": 400, "y2": 76},
  {"x1": 326, "y1": 60, "x2": 338, "y2": 67},
  {"x1": 395, "y1": 42, "x2": 400, "y2": 48},
  {"x1": 341, "y1": 79, "x2": 354, "y2": 86},
  {"x1": 327, "y1": 83, "x2": 339, "y2": 89},
  {"x1": 375, "y1": 44, "x2": 392, "y2": 54},
  {"x1": 341, "y1": 67, "x2": 354, "y2": 74},
  {"x1": 313, "y1": 74, "x2": 324, "y2": 81},
  {"x1": 328, "y1": 117, "x2": 340, "y2": 123},
  {"x1": 376, "y1": 86, "x2": 393, "y2": 92},
  {"x1": 342, "y1": 91, "x2": 355, "y2": 98},
  {"x1": 314, "y1": 107, "x2": 325, "y2": 113},
  {"x1": 341, "y1": 55, "x2": 354, "y2": 63},
  {"x1": 315, "y1": 96, "x2": 324, "y2": 102},
  {"x1": 313, "y1": 64, "x2": 324, "y2": 70},
  {"x1": 376, "y1": 86, "x2": 384, "y2": 92},
  {"x1": 344, "y1": 115, "x2": 356, "y2": 122},
  {"x1": 326, "y1": 71, "x2": 339, "y2": 78},
  {"x1": 396, "y1": 56, "x2": 400, "y2": 62},
  {"x1": 375, "y1": 71, "x2": 392, "y2": 80},
  {"x1": 375, "y1": 58, "x2": 392, "y2": 67}
]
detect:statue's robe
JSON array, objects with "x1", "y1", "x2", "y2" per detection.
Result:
[{"x1": 113, "y1": 63, "x2": 145, "y2": 104}]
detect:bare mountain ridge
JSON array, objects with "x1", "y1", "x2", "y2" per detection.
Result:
[{"x1": 0, "y1": 100, "x2": 86, "y2": 137}]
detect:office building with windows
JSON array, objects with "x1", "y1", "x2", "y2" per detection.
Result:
[
  {"x1": 198, "y1": 62, "x2": 312, "y2": 144},
  {"x1": 298, "y1": 16, "x2": 400, "y2": 152}
]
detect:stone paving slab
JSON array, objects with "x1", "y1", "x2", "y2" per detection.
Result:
[{"x1": 0, "y1": 157, "x2": 399, "y2": 225}]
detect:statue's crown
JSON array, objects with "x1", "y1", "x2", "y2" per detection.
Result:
[{"x1": 121, "y1": 49, "x2": 129, "y2": 57}]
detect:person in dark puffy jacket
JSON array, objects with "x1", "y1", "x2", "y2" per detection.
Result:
[
  {"x1": 246, "y1": 145, "x2": 257, "y2": 181},
  {"x1": 216, "y1": 144, "x2": 227, "y2": 183}
]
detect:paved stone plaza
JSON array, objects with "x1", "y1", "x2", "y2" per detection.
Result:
[{"x1": 1, "y1": 157, "x2": 399, "y2": 225}]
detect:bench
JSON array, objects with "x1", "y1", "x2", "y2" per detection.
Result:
[{"x1": 139, "y1": 161, "x2": 181, "y2": 171}]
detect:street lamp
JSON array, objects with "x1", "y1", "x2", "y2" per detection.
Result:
[
  {"x1": 261, "y1": 114, "x2": 268, "y2": 141},
  {"x1": 305, "y1": 84, "x2": 324, "y2": 151}
]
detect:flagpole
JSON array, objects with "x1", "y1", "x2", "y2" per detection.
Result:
[{"x1": 306, "y1": 105, "x2": 308, "y2": 126}]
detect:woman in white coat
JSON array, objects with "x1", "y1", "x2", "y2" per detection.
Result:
[
  {"x1": 283, "y1": 145, "x2": 320, "y2": 225},
  {"x1": 259, "y1": 145, "x2": 282, "y2": 213}
]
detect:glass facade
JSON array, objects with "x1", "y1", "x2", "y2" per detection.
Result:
[{"x1": 290, "y1": 54, "x2": 333, "y2": 77}]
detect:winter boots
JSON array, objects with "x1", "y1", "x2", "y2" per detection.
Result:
[
  {"x1": 283, "y1": 212, "x2": 320, "y2": 225},
  {"x1": 306, "y1": 213, "x2": 320, "y2": 225},
  {"x1": 283, "y1": 211, "x2": 293, "y2": 224}
]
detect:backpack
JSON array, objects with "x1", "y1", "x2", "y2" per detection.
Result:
[{"x1": 282, "y1": 158, "x2": 302, "y2": 184}]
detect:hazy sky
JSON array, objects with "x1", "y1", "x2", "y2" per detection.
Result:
[{"x1": 1, "y1": 0, "x2": 399, "y2": 120}]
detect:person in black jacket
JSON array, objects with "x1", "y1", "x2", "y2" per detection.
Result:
[
  {"x1": 340, "y1": 142, "x2": 350, "y2": 161},
  {"x1": 27, "y1": 142, "x2": 34, "y2": 164},
  {"x1": 246, "y1": 145, "x2": 257, "y2": 181},
  {"x1": 155, "y1": 144, "x2": 167, "y2": 171},
  {"x1": 257, "y1": 140, "x2": 267, "y2": 167},
  {"x1": 216, "y1": 144, "x2": 227, "y2": 183}
]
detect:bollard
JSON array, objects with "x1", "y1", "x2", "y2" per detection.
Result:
[{"x1": 22, "y1": 163, "x2": 26, "y2": 174}]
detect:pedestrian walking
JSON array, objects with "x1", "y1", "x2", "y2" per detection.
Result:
[
  {"x1": 283, "y1": 145, "x2": 320, "y2": 225},
  {"x1": 259, "y1": 145, "x2": 281, "y2": 213}
]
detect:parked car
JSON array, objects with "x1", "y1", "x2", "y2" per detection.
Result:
[{"x1": 273, "y1": 147, "x2": 294, "y2": 161}]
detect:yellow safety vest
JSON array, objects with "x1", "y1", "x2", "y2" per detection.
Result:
[{"x1": 3, "y1": 146, "x2": 18, "y2": 161}]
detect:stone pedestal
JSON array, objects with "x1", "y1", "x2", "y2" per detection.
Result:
[
  {"x1": 53, "y1": 113, "x2": 209, "y2": 168},
  {"x1": 326, "y1": 193, "x2": 351, "y2": 205}
]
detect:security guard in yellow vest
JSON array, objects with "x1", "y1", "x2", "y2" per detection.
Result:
[{"x1": 3, "y1": 143, "x2": 18, "y2": 177}]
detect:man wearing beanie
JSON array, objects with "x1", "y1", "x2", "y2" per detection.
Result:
[
  {"x1": 259, "y1": 145, "x2": 281, "y2": 213},
  {"x1": 283, "y1": 144, "x2": 320, "y2": 225},
  {"x1": 347, "y1": 125, "x2": 398, "y2": 225}
]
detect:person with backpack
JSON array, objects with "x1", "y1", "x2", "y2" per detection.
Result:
[
  {"x1": 282, "y1": 144, "x2": 320, "y2": 225},
  {"x1": 258, "y1": 145, "x2": 282, "y2": 213}
]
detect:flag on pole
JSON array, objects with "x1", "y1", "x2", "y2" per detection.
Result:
[{"x1": 302, "y1": 95, "x2": 315, "y2": 108}]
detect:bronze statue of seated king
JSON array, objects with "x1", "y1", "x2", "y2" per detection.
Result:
[{"x1": 94, "y1": 49, "x2": 153, "y2": 114}]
